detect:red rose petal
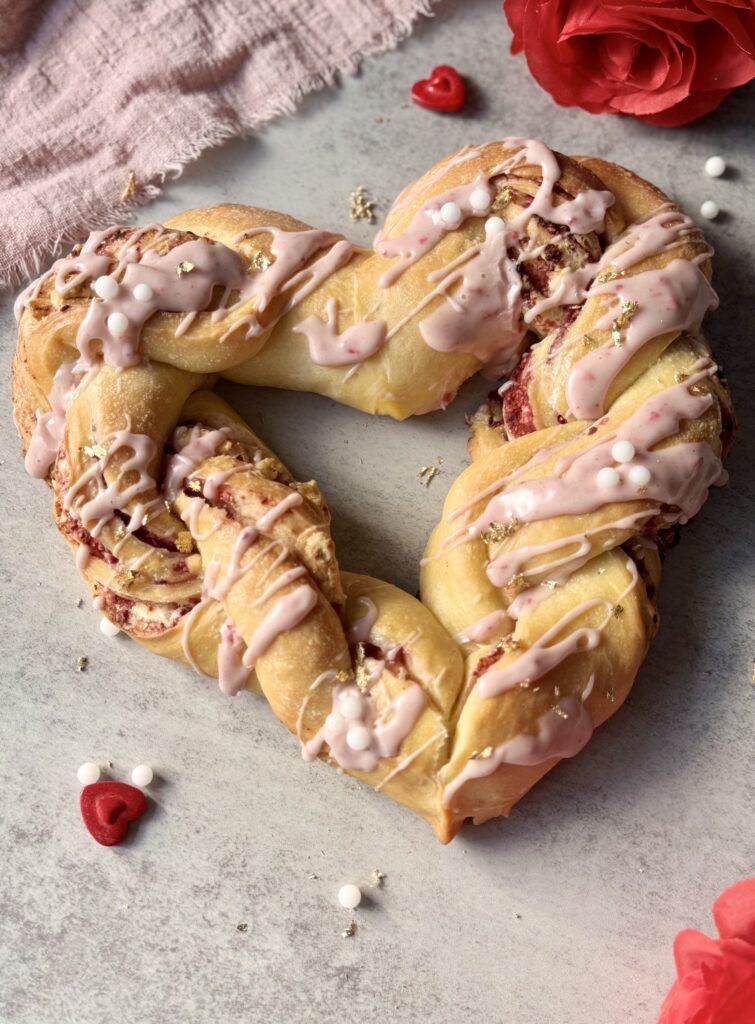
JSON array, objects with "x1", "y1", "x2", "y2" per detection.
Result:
[
  {"x1": 80, "y1": 780, "x2": 147, "y2": 846},
  {"x1": 713, "y1": 878, "x2": 755, "y2": 945}
]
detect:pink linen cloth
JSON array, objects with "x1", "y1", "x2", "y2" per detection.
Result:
[{"x1": 0, "y1": 0, "x2": 434, "y2": 291}]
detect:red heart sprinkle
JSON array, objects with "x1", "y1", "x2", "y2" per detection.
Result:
[
  {"x1": 80, "y1": 781, "x2": 147, "y2": 846},
  {"x1": 411, "y1": 65, "x2": 465, "y2": 113}
]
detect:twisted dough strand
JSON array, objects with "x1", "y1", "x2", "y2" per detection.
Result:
[{"x1": 12, "y1": 138, "x2": 733, "y2": 841}]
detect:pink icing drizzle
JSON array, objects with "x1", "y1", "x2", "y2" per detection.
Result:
[
  {"x1": 455, "y1": 609, "x2": 509, "y2": 645},
  {"x1": 242, "y1": 584, "x2": 318, "y2": 668},
  {"x1": 442, "y1": 696, "x2": 593, "y2": 808},
  {"x1": 24, "y1": 359, "x2": 83, "y2": 479},
  {"x1": 292, "y1": 298, "x2": 386, "y2": 367},
  {"x1": 217, "y1": 619, "x2": 252, "y2": 696},
  {"x1": 163, "y1": 426, "x2": 233, "y2": 499},
  {"x1": 347, "y1": 595, "x2": 378, "y2": 644}
]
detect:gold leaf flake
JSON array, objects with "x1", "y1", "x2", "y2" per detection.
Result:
[
  {"x1": 689, "y1": 382, "x2": 707, "y2": 395},
  {"x1": 497, "y1": 636, "x2": 520, "y2": 654},
  {"x1": 552, "y1": 704, "x2": 569, "y2": 719},
  {"x1": 176, "y1": 261, "x2": 195, "y2": 276},
  {"x1": 219, "y1": 439, "x2": 234, "y2": 454},
  {"x1": 597, "y1": 567, "x2": 605, "y2": 575},
  {"x1": 471, "y1": 746, "x2": 494, "y2": 760},
  {"x1": 164, "y1": 500, "x2": 172, "y2": 513},
  {"x1": 637, "y1": 485, "x2": 648, "y2": 496},
  {"x1": 354, "y1": 642, "x2": 371, "y2": 691},
  {"x1": 543, "y1": 580, "x2": 559, "y2": 590},
  {"x1": 505, "y1": 573, "x2": 528, "y2": 596},
  {"x1": 187, "y1": 479, "x2": 202, "y2": 493},
  {"x1": 612, "y1": 604, "x2": 624, "y2": 618},
  {"x1": 611, "y1": 300, "x2": 639, "y2": 346},
  {"x1": 342, "y1": 920, "x2": 357, "y2": 938},
  {"x1": 481, "y1": 519, "x2": 519, "y2": 544},
  {"x1": 81, "y1": 443, "x2": 107, "y2": 459},
  {"x1": 554, "y1": 684, "x2": 561, "y2": 697},
  {"x1": 371, "y1": 869, "x2": 386, "y2": 887},
  {"x1": 76, "y1": 655, "x2": 89, "y2": 672},
  {"x1": 336, "y1": 669, "x2": 351, "y2": 684},
  {"x1": 175, "y1": 531, "x2": 194, "y2": 554},
  {"x1": 675, "y1": 371, "x2": 689, "y2": 384},
  {"x1": 251, "y1": 250, "x2": 271, "y2": 272},
  {"x1": 116, "y1": 569, "x2": 137, "y2": 586},
  {"x1": 606, "y1": 687, "x2": 616, "y2": 703},
  {"x1": 417, "y1": 465, "x2": 440, "y2": 488},
  {"x1": 596, "y1": 266, "x2": 622, "y2": 284},
  {"x1": 236, "y1": 923, "x2": 248, "y2": 933},
  {"x1": 493, "y1": 186, "x2": 512, "y2": 211},
  {"x1": 349, "y1": 185, "x2": 376, "y2": 224},
  {"x1": 120, "y1": 169, "x2": 137, "y2": 203}
]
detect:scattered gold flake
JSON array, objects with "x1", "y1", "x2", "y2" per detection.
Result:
[
  {"x1": 481, "y1": 519, "x2": 519, "y2": 544},
  {"x1": 187, "y1": 479, "x2": 202, "y2": 493},
  {"x1": 505, "y1": 573, "x2": 529, "y2": 596},
  {"x1": 176, "y1": 261, "x2": 195, "y2": 276},
  {"x1": 164, "y1": 500, "x2": 172, "y2": 513},
  {"x1": 519, "y1": 679, "x2": 531, "y2": 689},
  {"x1": 417, "y1": 465, "x2": 440, "y2": 487},
  {"x1": 218, "y1": 439, "x2": 234, "y2": 454},
  {"x1": 471, "y1": 746, "x2": 494, "y2": 761},
  {"x1": 637, "y1": 485, "x2": 649, "y2": 496},
  {"x1": 553, "y1": 684, "x2": 561, "y2": 697},
  {"x1": 596, "y1": 567, "x2": 606, "y2": 575},
  {"x1": 493, "y1": 185, "x2": 512, "y2": 211},
  {"x1": 596, "y1": 266, "x2": 622, "y2": 284},
  {"x1": 336, "y1": 669, "x2": 351, "y2": 684},
  {"x1": 81, "y1": 443, "x2": 107, "y2": 459},
  {"x1": 611, "y1": 300, "x2": 639, "y2": 346},
  {"x1": 349, "y1": 185, "x2": 376, "y2": 224},
  {"x1": 120, "y1": 169, "x2": 137, "y2": 203},
  {"x1": 675, "y1": 371, "x2": 689, "y2": 384},
  {"x1": 552, "y1": 704, "x2": 569, "y2": 719},
  {"x1": 115, "y1": 569, "x2": 137, "y2": 587},
  {"x1": 354, "y1": 643, "x2": 371, "y2": 691},
  {"x1": 606, "y1": 687, "x2": 616, "y2": 703},
  {"x1": 371, "y1": 869, "x2": 386, "y2": 887},
  {"x1": 543, "y1": 580, "x2": 559, "y2": 590},
  {"x1": 342, "y1": 920, "x2": 357, "y2": 938},
  {"x1": 251, "y1": 250, "x2": 272, "y2": 272},
  {"x1": 689, "y1": 382, "x2": 707, "y2": 395},
  {"x1": 612, "y1": 604, "x2": 625, "y2": 618},
  {"x1": 236, "y1": 923, "x2": 248, "y2": 933},
  {"x1": 175, "y1": 531, "x2": 194, "y2": 554},
  {"x1": 497, "y1": 636, "x2": 521, "y2": 654},
  {"x1": 76, "y1": 656, "x2": 89, "y2": 672}
]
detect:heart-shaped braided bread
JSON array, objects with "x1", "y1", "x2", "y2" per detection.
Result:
[{"x1": 13, "y1": 138, "x2": 733, "y2": 842}]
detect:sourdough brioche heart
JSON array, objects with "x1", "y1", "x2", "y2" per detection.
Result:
[
  {"x1": 411, "y1": 64, "x2": 465, "y2": 112},
  {"x1": 80, "y1": 781, "x2": 147, "y2": 846},
  {"x1": 14, "y1": 137, "x2": 732, "y2": 842}
]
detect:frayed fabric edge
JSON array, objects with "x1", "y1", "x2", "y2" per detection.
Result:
[{"x1": 1, "y1": 0, "x2": 437, "y2": 294}]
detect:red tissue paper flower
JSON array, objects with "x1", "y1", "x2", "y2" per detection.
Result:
[
  {"x1": 502, "y1": 0, "x2": 755, "y2": 126},
  {"x1": 657, "y1": 877, "x2": 755, "y2": 1024}
]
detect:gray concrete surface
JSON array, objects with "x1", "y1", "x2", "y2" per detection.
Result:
[{"x1": 1, "y1": 1, "x2": 753, "y2": 1021}]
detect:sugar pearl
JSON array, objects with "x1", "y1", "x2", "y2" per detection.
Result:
[
  {"x1": 346, "y1": 725, "x2": 371, "y2": 752},
  {"x1": 469, "y1": 187, "x2": 491, "y2": 213},
  {"x1": 439, "y1": 201, "x2": 463, "y2": 229},
  {"x1": 704, "y1": 156, "x2": 726, "y2": 178},
  {"x1": 93, "y1": 275, "x2": 119, "y2": 301},
  {"x1": 485, "y1": 216, "x2": 505, "y2": 238},
  {"x1": 131, "y1": 764, "x2": 154, "y2": 787},
  {"x1": 338, "y1": 884, "x2": 362, "y2": 910},
  {"x1": 107, "y1": 311, "x2": 130, "y2": 336},
  {"x1": 100, "y1": 617, "x2": 121, "y2": 638},
  {"x1": 700, "y1": 200, "x2": 719, "y2": 220},
  {"x1": 629, "y1": 464, "x2": 651, "y2": 487},
  {"x1": 611, "y1": 440, "x2": 635, "y2": 463},
  {"x1": 77, "y1": 762, "x2": 101, "y2": 786},
  {"x1": 133, "y1": 282, "x2": 154, "y2": 302},
  {"x1": 339, "y1": 693, "x2": 363, "y2": 720},
  {"x1": 596, "y1": 466, "x2": 620, "y2": 490}
]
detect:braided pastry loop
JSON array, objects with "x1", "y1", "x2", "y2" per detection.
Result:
[{"x1": 13, "y1": 138, "x2": 733, "y2": 841}]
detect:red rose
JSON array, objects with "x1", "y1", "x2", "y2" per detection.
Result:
[
  {"x1": 657, "y1": 878, "x2": 755, "y2": 1023},
  {"x1": 503, "y1": 0, "x2": 755, "y2": 126}
]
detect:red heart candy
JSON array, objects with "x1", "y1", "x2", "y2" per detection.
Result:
[
  {"x1": 80, "y1": 781, "x2": 147, "y2": 846},
  {"x1": 411, "y1": 65, "x2": 465, "y2": 113}
]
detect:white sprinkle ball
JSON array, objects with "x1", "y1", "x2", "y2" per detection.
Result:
[
  {"x1": 596, "y1": 466, "x2": 621, "y2": 490},
  {"x1": 339, "y1": 693, "x2": 363, "y2": 720},
  {"x1": 439, "y1": 201, "x2": 463, "y2": 229},
  {"x1": 99, "y1": 617, "x2": 121, "y2": 638},
  {"x1": 131, "y1": 764, "x2": 154, "y2": 787},
  {"x1": 93, "y1": 275, "x2": 119, "y2": 301},
  {"x1": 611, "y1": 440, "x2": 636, "y2": 463},
  {"x1": 469, "y1": 187, "x2": 492, "y2": 213},
  {"x1": 629, "y1": 464, "x2": 651, "y2": 487},
  {"x1": 77, "y1": 762, "x2": 101, "y2": 786},
  {"x1": 133, "y1": 282, "x2": 154, "y2": 302},
  {"x1": 346, "y1": 725, "x2": 371, "y2": 752},
  {"x1": 107, "y1": 311, "x2": 130, "y2": 336},
  {"x1": 485, "y1": 216, "x2": 505, "y2": 238},
  {"x1": 700, "y1": 200, "x2": 719, "y2": 220},
  {"x1": 704, "y1": 156, "x2": 726, "y2": 178},
  {"x1": 338, "y1": 884, "x2": 362, "y2": 910}
]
